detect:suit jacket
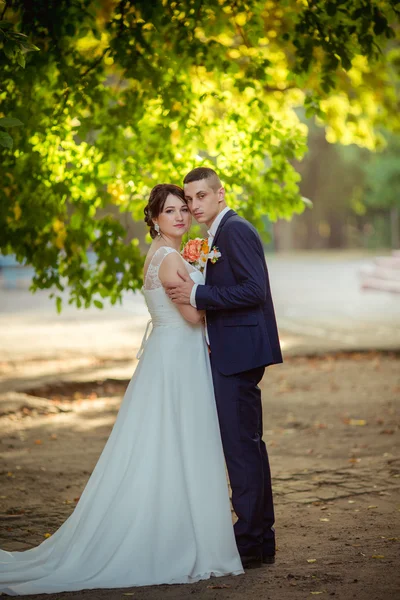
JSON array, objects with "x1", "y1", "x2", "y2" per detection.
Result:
[{"x1": 195, "y1": 210, "x2": 283, "y2": 376}]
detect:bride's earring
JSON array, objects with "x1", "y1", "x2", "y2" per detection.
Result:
[{"x1": 154, "y1": 223, "x2": 161, "y2": 236}]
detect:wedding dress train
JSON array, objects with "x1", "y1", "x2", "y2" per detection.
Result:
[{"x1": 0, "y1": 246, "x2": 243, "y2": 595}]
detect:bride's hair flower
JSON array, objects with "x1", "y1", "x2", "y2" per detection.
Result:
[{"x1": 181, "y1": 238, "x2": 221, "y2": 272}]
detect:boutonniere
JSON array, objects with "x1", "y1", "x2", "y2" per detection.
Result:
[{"x1": 181, "y1": 237, "x2": 222, "y2": 272}]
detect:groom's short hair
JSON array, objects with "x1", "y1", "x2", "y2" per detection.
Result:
[{"x1": 183, "y1": 167, "x2": 222, "y2": 192}]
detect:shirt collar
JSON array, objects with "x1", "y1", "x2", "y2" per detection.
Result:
[{"x1": 208, "y1": 206, "x2": 231, "y2": 238}]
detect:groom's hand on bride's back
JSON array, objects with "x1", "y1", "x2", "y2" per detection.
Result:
[{"x1": 165, "y1": 270, "x2": 193, "y2": 305}]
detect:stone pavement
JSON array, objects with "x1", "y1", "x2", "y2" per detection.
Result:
[{"x1": 272, "y1": 461, "x2": 400, "y2": 506}]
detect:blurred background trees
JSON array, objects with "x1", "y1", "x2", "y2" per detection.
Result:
[
  {"x1": 1, "y1": 0, "x2": 399, "y2": 307},
  {"x1": 274, "y1": 126, "x2": 400, "y2": 251}
]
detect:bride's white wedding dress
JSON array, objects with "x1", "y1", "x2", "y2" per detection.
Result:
[{"x1": 0, "y1": 246, "x2": 243, "y2": 595}]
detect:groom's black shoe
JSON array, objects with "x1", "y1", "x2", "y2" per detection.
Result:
[
  {"x1": 239, "y1": 553, "x2": 263, "y2": 569},
  {"x1": 262, "y1": 553, "x2": 276, "y2": 564}
]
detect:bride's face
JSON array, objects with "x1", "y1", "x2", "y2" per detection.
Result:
[{"x1": 154, "y1": 194, "x2": 191, "y2": 238}]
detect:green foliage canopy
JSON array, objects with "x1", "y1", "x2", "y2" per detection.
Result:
[{"x1": 1, "y1": 0, "x2": 399, "y2": 308}]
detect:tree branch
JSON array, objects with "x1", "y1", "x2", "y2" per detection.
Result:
[
  {"x1": 264, "y1": 84, "x2": 297, "y2": 93},
  {"x1": 80, "y1": 47, "x2": 110, "y2": 78},
  {"x1": 0, "y1": 1, "x2": 10, "y2": 20},
  {"x1": 52, "y1": 87, "x2": 70, "y2": 121},
  {"x1": 119, "y1": 0, "x2": 128, "y2": 35}
]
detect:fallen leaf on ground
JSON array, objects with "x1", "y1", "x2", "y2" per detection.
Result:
[
  {"x1": 367, "y1": 505, "x2": 378, "y2": 509},
  {"x1": 44, "y1": 533, "x2": 51, "y2": 538},
  {"x1": 34, "y1": 439, "x2": 42, "y2": 445},
  {"x1": 307, "y1": 559, "x2": 317, "y2": 563},
  {"x1": 372, "y1": 555, "x2": 385, "y2": 559},
  {"x1": 319, "y1": 518, "x2": 330, "y2": 522},
  {"x1": 349, "y1": 419, "x2": 367, "y2": 426}
]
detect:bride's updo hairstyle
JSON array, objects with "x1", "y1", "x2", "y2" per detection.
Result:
[{"x1": 144, "y1": 184, "x2": 186, "y2": 238}]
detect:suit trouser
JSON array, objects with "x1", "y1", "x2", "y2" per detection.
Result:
[{"x1": 210, "y1": 357, "x2": 275, "y2": 556}]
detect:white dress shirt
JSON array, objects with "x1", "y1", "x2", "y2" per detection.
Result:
[{"x1": 190, "y1": 206, "x2": 231, "y2": 313}]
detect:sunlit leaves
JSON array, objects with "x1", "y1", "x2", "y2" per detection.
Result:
[
  {"x1": 0, "y1": 0, "x2": 398, "y2": 307},
  {"x1": 287, "y1": 0, "x2": 397, "y2": 85}
]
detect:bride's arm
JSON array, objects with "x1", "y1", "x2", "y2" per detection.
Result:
[{"x1": 158, "y1": 253, "x2": 205, "y2": 324}]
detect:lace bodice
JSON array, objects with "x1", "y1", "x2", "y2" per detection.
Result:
[
  {"x1": 137, "y1": 247, "x2": 205, "y2": 359},
  {"x1": 144, "y1": 247, "x2": 176, "y2": 290},
  {"x1": 143, "y1": 246, "x2": 199, "y2": 291}
]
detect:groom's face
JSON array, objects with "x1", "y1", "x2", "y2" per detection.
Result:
[{"x1": 184, "y1": 179, "x2": 225, "y2": 228}]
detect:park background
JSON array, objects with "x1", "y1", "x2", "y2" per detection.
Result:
[{"x1": 0, "y1": 1, "x2": 399, "y2": 599}]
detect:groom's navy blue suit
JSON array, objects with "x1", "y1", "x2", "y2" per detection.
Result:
[{"x1": 195, "y1": 209, "x2": 282, "y2": 559}]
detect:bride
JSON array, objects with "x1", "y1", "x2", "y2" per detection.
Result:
[{"x1": 0, "y1": 183, "x2": 244, "y2": 595}]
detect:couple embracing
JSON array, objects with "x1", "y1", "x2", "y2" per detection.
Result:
[{"x1": 0, "y1": 167, "x2": 282, "y2": 595}]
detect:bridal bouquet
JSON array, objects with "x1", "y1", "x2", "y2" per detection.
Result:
[{"x1": 181, "y1": 238, "x2": 221, "y2": 272}]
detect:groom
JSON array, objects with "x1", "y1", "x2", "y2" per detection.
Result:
[{"x1": 166, "y1": 167, "x2": 282, "y2": 569}]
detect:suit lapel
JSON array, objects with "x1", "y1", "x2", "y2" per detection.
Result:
[
  {"x1": 205, "y1": 210, "x2": 236, "y2": 284},
  {"x1": 211, "y1": 209, "x2": 236, "y2": 250}
]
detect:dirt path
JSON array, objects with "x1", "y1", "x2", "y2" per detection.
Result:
[{"x1": 0, "y1": 352, "x2": 399, "y2": 600}]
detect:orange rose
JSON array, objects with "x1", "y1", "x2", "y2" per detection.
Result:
[{"x1": 181, "y1": 238, "x2": 202, "y2": 262}]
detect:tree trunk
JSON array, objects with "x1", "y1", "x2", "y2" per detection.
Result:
[{"x1": 390, "y1": 207, "x2": 399, "y2": 249}]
